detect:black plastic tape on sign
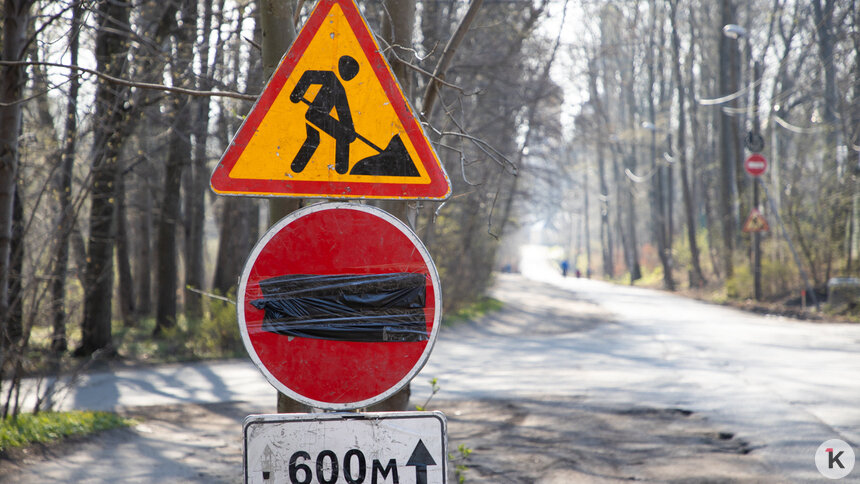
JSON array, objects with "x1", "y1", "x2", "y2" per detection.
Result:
[{"x1": 250, "y1": 273, "x2": 429, "y2": 342}]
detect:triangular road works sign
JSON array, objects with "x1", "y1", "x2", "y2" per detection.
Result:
[
  {"x1": 211, "y1": 0, "x2": 451, "y2": 200},
  {"x1": 742, "y1": 208, "x2": 770, "y2": 233}
]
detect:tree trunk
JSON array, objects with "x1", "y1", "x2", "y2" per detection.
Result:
[
  {"x1": 50, "y1": 0, "x2": 82, "y2": 353},
  {"x1": 125, "y1": 1, "x2": 178, "y2": 319},
  {"x1": 6, "y1": 186, "x2": 24, "y2": 348},
  {"x1": 811, "y1": 0, "x2": 839, "y2": 175},
  {"x1": 135, "y1": 172, "x2": 154, "y2": 315},
  {"x1": 212, "y1": 198, "x2": 260, "y2": 294},
  {"x1": 155, "y1": 0, "x2": 197, "y2": 336},
  {"x1": 78, "y1": 0, "x2": 132, "y2": 357},
  {"x1": 153, "y1": 118, "x2": 185, "y2": 335},
  {"x1": 0, "y1": 0, "x2": 32, "y2": 349},
  {"x1": 647, "y1": 0, "x2": 673, "y2": 290},
  {"x1": 583, "y1": 161, "x2": 592, "y2": 277},
  {"x1": 811, "y1": 0, "x2": 847, "y2": 278},
  {"x1": 587, "y1": 62, "x2": 614, "y2": 278},
  {"x1": 132, "y1": 112, "x2": 166, "y2": 321},
  {"x1": 622, "y1": 157, "x2": 642, "y2": 284},
  {"x1": 610, "y1": 145, "x2": 634, "y2": 281},
  {"x1": 669, "y1": 0, "x2": 706, "y2": 288},
  {"x1": 212, "y1": 1, "x2": 260, "y2": 296},
  {"x1": 259, "y1": 0, "x2": 308, "y2": 414},
  {"x1": 1, "y1": 184, "x2": 24, "y2": 417},
  {"x1": 364, "y1": 0, "x2": 420, "y2": 412},
  {"x1": 853, "y1": 1, "x2": 860, "y2": 155},
  {"x1": 687, "y1": 5, "x2": 709, "y2": 256},
  {"x1": 375, "y1": 0, "x2": 417, "y2": 227},
  {"x1": 184, "y1": 0, "x2": 217, "y2": 320},
  {"x1": 116, "y1": 172, "x2": 136, "y2": 326},
  {"x1": 622, "y1": 15, "x2": 643, "y2": 285},
  {"x1": 598, "y1": 138, "x2": 614, "y2": 278}
]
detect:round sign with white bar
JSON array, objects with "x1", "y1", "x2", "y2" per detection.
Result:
[{"x1": 744, "y1": 153, "x2": 768, "y2": 177}]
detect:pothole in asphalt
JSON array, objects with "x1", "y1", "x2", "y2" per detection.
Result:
[{"x1": 431, "y1": 397, "x2": 771, "y2": 483}]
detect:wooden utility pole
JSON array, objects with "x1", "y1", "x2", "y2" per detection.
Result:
[
  {"x1": 751, "y1": 61, "x2": 763, "y2": 301},
  {"x1": 718, "y1": 0, "x2": 738, "y2": 279}
]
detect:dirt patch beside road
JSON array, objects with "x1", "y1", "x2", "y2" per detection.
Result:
[{"x1": 1, "y1": 396, "x2": 776, "y2": 483}]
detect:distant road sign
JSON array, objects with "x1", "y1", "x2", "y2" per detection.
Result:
[
  {"x1": 238, "y1": 203, "x2": 442, "y2": 410},
  {"x1": 244, "y1": 412, "x2": 448, "y2": 484},
  {"x1": 742, "y1": 208, "x2": 769, "y2": 233},
  {"x1": 744, "y1": 153, "x2": 768, "y2": 177},
  {"x1": 210, "y1": 0, "x2": 451, "y2": 200}
]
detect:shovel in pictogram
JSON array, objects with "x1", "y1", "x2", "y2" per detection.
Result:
[{"x1": 299, "y1": 97, "x2": 419, "y2": 177}]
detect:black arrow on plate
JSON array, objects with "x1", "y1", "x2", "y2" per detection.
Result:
[{"x1": 406, "y1": 439, "x2": 437, "y2": 484}]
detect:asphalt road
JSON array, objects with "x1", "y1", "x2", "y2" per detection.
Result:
[
  {"x1": 419, "y1": 245, "x2": 860, "y2": 481},
  {"x1": 5, "y1": 244, "x2": 859, "y2": 482}
]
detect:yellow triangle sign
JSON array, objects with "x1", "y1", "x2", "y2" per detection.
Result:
[
  {"x1": 742, "y1": 208, "x2": 769, "y2": 233},
  {"x1": 210, "y1": 0, "x2": 451, "y2": 200}
]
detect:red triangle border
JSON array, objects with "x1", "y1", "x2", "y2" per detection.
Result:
[{"x1": 210, "y1": 0, "x2": 451, "y2": 200}]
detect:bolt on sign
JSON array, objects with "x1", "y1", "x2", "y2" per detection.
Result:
[
  {"x1": 244, "y1": 412, "x2": 447, "y2": 484},
  {"x1": 210, "y1": 0, "x2": 451, "y2": 200},
  {"x1": 238, "y1": 203, "x2": 442, "y2": 410}
]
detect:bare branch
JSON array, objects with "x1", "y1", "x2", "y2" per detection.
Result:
[
  {"x1": 0, "y1": 61, "x2": 258, "y2": 101},
  {"x1": 374, "y1": 36, "x2": 469, "y2": 96},
  {"x1": 243, "y1": 36, "x2": 261, "y2": 52},
  {"x1": 421, "y1": 0, "x2": 485, "y2": 118},
  {"x1": 431, "y1": 103, "x2": 519, "y2": 176}
]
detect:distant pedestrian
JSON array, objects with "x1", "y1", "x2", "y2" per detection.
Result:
[{"x1": 560, "y1": 259, "x2": 569, "y2": 277}]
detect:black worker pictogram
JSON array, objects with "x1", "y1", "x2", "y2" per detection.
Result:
[{"x1": 289, "y1": 55, "x2": 420, "y2": 177}]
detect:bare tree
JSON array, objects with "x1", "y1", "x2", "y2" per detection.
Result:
[
  {"x1": 669, "y1": 0, "x2": 706, "y2": 287},
  {"x1": 184, "y1": 0, "x2": 221, "y2": 319},
  {"x1": 0, "y1": 0, "x2": 34, "y2": 352},
  {"x1": 154, "y1": 0, "x2": 198, "y2": 336},
  {"x1": 77, "y1": 0, "x2": 133, "y2": 356}
]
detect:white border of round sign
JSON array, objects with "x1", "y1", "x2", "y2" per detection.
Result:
[{"x1": 237, "y1": 202, "x2": 442, "y2": 410}]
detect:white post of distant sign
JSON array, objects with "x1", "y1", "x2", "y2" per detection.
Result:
[{"x1": 244, "y1": 411, "x2": 448, "y2": 484}]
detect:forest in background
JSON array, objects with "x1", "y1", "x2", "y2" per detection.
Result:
[
  {"x1": 0, "y1": 0, "x2": 858, "y2": 415},
  {"x1": 547, "y1": 0, "x2": 860, "y2": 304}
]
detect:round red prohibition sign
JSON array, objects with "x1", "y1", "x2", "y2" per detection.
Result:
[
  {"x1": 237, "y1": 203, "x2": 441, "y2": 410},
  {"x1": 744, "y1": 153, "x2": 768, "y2": 177}
]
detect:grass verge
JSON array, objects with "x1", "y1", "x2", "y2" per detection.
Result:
[
  {"x1": 443, "y1": 297, "x2": 504, "y2": 326},
  {"x1": 0, "y1": 410, "x2": 133, "y2": 452}
]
